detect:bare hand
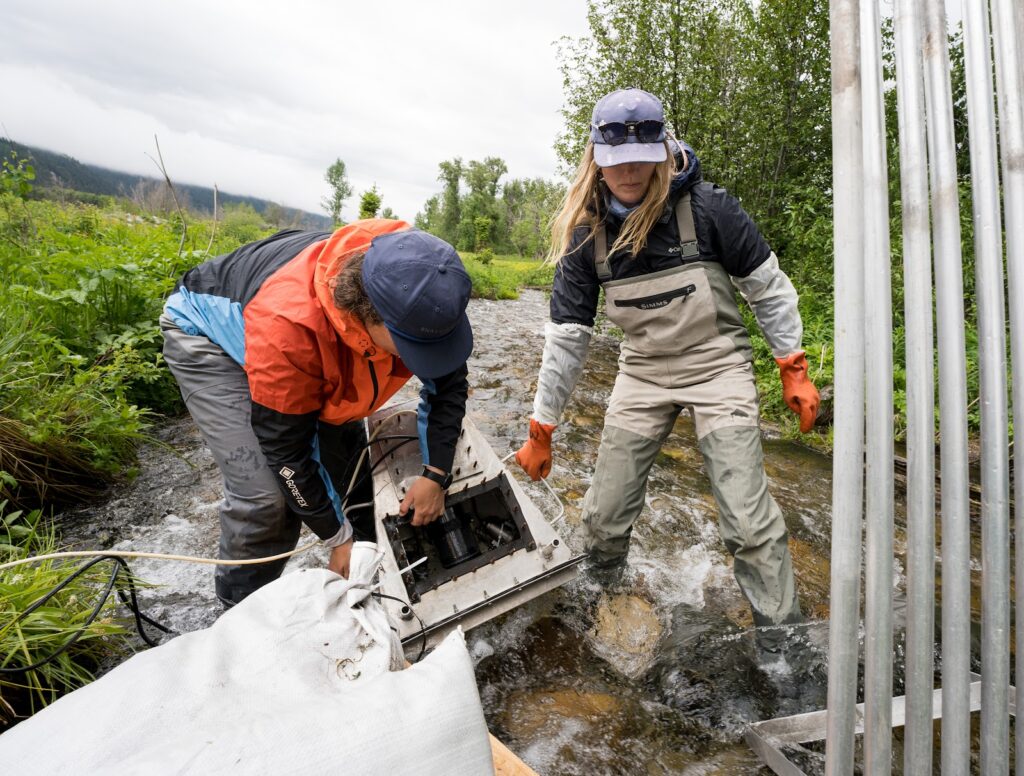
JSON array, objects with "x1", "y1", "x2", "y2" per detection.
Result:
[
  {"x1": 400, "y1": 476, "x2": 446, "y2": 526},
  {"x1": 328, "y1": 539, "x2": 353, "y2": 578}
]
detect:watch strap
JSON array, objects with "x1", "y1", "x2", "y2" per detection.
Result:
[{"x1": 420, "y1": 467, "x2": 453, "y2": 489}]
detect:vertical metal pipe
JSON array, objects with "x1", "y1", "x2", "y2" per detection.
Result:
[
  {"x1": 961, "y1": 1, "x2": 1011, "y2": 772},
  {"x1": 860, "y1": 1, "x2": 894, "y2": 771},
  {"x1": 990, "y1": 1, "x2": 1024, "y2": 773},
  {"x1": 825, "y1": 0, "x2": 865, "y2": 773},
  {"x1": 894, "y1": 0, "x2": 935, "y2": 772},
  {"x1": 921, "y1": 0, "x2": 972, "y2": 771},
  {"x1": 1018, "y1": 0, "x2": 1024, "y2": 95}
]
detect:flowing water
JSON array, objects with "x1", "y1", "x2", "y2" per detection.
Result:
[{"x1": 61, "y1": 289, "x2": 967, "y2": 775}]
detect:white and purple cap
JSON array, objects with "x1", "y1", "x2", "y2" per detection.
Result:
[
  {"x1": 589, "y1": 88, "x2": 668, "y2": 167},
  {"x1": 362, "y1": 229, "x2": 473, "y2": 379}
]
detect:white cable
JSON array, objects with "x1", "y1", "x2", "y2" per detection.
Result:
[
  {"x1": 343, "y1": 501, "x2": 374, "y2": 514},
  {"x1": 540, "y1": 477, "x2": 566, "y2": 526},
  {"x1": 342, "y1": 410, "x2": 415, "y2": 510},
  {"x1": 500, "y1": 451, "x2": 565, "y2": 525},
  {"x1": 0, "y1": 541, "x2": 320, "y2": 573},
  {"x1": 369, "y1": 555, "x2": 428, "y2": 594}
]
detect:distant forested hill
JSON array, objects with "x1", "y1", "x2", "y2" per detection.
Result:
[{"x1": 1, "y1": 138, "x2": 332, "y2": 230}]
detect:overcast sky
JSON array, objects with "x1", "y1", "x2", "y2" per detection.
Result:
[{"x1": 2, "y1": 0, "x2": 589, "y2": 222}]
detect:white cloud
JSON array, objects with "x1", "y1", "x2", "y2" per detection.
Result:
[{"x1": 1, "y1": 0, "x2": 588, "y2": 221}]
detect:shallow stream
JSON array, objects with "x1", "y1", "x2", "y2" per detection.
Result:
[{"x1": 62, "y1": 289, "x2": 953, "y2": 775}]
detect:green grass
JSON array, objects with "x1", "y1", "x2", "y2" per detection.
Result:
[
  {"x1": 0, "y1": 196, "x2": 277, "y2": 509},
  {"x1": 0, "y1": 188, "x2": 271, "y2": 725},
  {"x1": 460, "y1": 251, "x2": 554, "y2": 299},
  {"x1": 0, "y1": 503, "x2": 133, "y2": 725}
]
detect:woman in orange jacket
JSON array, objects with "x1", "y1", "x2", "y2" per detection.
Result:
[{"x1": 161, "y1": 220, "x2": 472, "y2": 605}]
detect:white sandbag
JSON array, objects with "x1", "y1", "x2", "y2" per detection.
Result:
[{"x1": 0, "y1": 543, "x2": 494, "y2": 775}]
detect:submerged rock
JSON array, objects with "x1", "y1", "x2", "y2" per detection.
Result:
[
  {"x1": 587, "y1": 592, "x2": 664, "y2": 679},
  {"x1": 503, "y1": 687, "x2": 623, "y2": 740}
]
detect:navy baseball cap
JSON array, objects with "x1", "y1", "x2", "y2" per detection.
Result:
[
  {"x1": 362, "y1": 229, "x2": 473, "y2": 379},
  {"x1": 590, "y1": 88, "x2": 668, "y2": 168}
]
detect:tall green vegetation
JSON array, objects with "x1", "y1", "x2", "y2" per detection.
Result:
[
  {"x1": 1, "y1": 504, "x2": 134, "y2": 726},
  {"x1": 503, "y1": 178, "x2": 566, "y2": 259},
  {"x1": 0, "y1": 156, "x2": 282, "y2": 723},
  {"x1": 556, "y1": 0, "x2": 831, "y2": 229},
  {"x1": 0, "y1": 154, "x2": 276, "y2": 510},
  {"x1": 416, "y1": 157, "x2": 566, "y2": 259}
]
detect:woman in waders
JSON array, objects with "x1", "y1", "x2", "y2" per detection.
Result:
[{"x1": 513, "y1": 88, "x2": 819, "y2": 655}]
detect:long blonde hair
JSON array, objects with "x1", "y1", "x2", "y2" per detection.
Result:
[{"x1": 546, "y1": 138, "x2": 681, "y2": 265}]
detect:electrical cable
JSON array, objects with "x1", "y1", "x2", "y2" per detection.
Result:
[
  {"x1": 337, "y1": 434, "x2": 418, "y2": 499},
  {"x1": 341, "y1": 412, "x2": 414, "y2": 506},
  {"x1": 341, "y1": 438, "x2": 419, "y2": 512},
  {"x1": 372, "y1": 591, "x2": 427, "y2": 663},
  {"x1": 2, "y1": 413, "x2": 419, "y2": 573},
  {"x1": 500, "y1": 450, "x2": 566, "y2": 525},
  {"x1": 342, "y1": 502, "x2": 374, "y2": 514},
  {"x1": 0, "y1": 555, "x2": 172, "y2": 674}
]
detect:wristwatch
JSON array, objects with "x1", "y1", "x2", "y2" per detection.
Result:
[{"x1": 420, "y1": 467, "x2": 453, "y2": 490}]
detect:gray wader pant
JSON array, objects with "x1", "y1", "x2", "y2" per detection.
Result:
[
  {"x1": 580, "y1": 363, "x2": 801, "y2": 627},
  {"x1": 584, "y1": 195, "x2": 801, "y2": 628},
  {"x1": 160, "y1": 314, "x2": 369, "y2": 605}
]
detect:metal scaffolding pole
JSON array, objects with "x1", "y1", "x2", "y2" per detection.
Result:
[
  {"x1": 960, "y1": 0, "x2": 1012, "y2": 772},
  {"x1": 921, "y1": 0, "x2": 972, "y2": 771},
  {"x1": 824, "y1": 0, "x2": 865, "y2": 772},
  {"x1": 990, "y1": 0, "x2": 1024, "y2": 772},
  {"x1": 893, "y1": 0, "x2": 935, "y2": 771},
  {"x1": 859, "y1": 0, "x2": 895, "y2": 771},
  {"x1": 752, "y1": 3, "x2": 1023, "y2": 773}
]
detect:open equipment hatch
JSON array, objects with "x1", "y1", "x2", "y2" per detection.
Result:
[{"x1": 364, "y1": 400, "x2": 584, "y2": 652}]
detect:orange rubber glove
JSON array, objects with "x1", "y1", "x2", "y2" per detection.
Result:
[
  {"x1": 775, "y1": 351, "x2": 820, "y2": 433},
  {"x1": 514, "y1": 419, "x2": 555, "y2": 481}
]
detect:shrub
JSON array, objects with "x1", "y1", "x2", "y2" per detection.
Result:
[{"x1": 0, "y1": 503, "x2": 132, "y2": 726}]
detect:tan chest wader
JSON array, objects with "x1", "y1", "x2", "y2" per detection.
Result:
[
  {"x1": 581, "y1": 194, "x2": 801, "y2": 634},
  {"x1": 594, "y1": 194, "x2": 753, "y2": 388}
]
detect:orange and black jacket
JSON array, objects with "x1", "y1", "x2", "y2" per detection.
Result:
[{"x1": 164, "y1": 219, "x2": 469, "y2": 541}]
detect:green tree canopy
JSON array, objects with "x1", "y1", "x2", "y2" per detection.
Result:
[
  {"x1": 358, "y1": 184, "x2": 382, "y2": 220},
  {"x1": 321, "y1": 158, "x2": 353, "y2": 225},
  {"x1": 437, "y1": 158, "x2": 463, "y2": 246},
  {"x1": 556, "y1": 0, "x2": 831, "y2": 228},
  {"x1": 415, "y1": 157, "x2": 563, "y2": 257}
]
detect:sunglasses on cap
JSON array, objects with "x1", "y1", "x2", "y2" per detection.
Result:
[{"x1": 593, "y1": 120, "x2": 665, "y2": 146}]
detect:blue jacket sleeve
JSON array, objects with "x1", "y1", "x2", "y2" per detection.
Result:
[{"x1": 415, "y1": 363, "x2": 469, "y2": 472}]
